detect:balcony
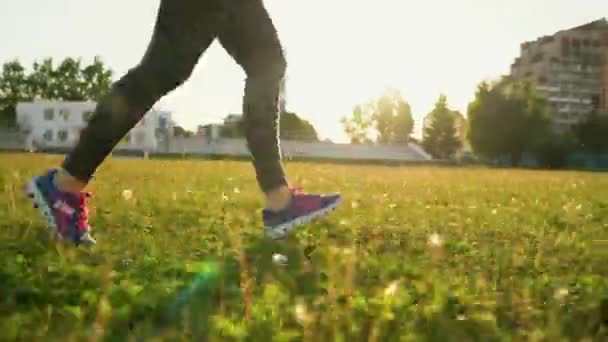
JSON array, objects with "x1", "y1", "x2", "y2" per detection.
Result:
[
  {"x1": 548, "y1": 96, "x2": 584, "y2": 103},
  {"x1": 538, "y1": 85, "x2": 561, "y2": 92}
]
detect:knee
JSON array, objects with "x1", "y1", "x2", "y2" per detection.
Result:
[
  {"x1": 246, "y1": 48, "x2": 287, "y2": 81},
  {"x1": 269, "y1": 51, "x2": 287, "y2": 79},
  {"x1": 244, "y1": 51, "x2": 286, "y2": 100}
]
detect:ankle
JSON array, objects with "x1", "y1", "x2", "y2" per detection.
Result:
[
  {"x1": 265, "y1": 185, "x2": 292, "y2": 211},
  {"x1": 53, "y1": 169, "x2": 87, "y2": 193}
]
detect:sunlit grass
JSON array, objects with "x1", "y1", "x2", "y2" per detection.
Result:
[{"x1": 1, "y1": 152, "x2": 607, "y2": 341}]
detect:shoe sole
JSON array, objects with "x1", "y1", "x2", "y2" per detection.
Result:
[
  {"x1": 264, "y1": 196, "x2": 343, "y2": 240},
  {"x1": 25, "y1": 179, "x2": 61, "y2": 241}
]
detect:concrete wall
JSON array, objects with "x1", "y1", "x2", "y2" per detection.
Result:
[
  {"x1": 167, "y1": 137, "x2": 432, "y2": 161},
  {"x1": 2, "y1": 128, "x2": 433, "y2": 162}
]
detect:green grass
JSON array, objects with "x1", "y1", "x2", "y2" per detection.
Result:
[{"x1": 1, "y1": 152, "x2": 607, "y2": 341}]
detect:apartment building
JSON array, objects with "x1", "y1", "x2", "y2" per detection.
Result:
[{"x1": 510, "y1": 18, "x2": 608, "y2": 132}]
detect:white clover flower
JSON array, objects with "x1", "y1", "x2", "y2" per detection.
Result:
[
  {"x1": 122, "y1": 189, "x2": 133, "y2": 201},
  {"x1": 554, "y1": 288, "x2": 569, "y2": 300},
  {"x1": 384, "y1": 280, "x2": 400, "y2": 297},
  {"x1": 272, "y1": 253, "x2": 288, "y2": 266},
  {"x1": 428, "y1": 233, "x2": 444, "y2": 247},
  {"x1": 294, "y1": 303, "x2": 308, "y2": 324}
]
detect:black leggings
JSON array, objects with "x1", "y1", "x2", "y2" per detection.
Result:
[{"x1": 62, "y1": 0, "x2": 288, "y2": 193}]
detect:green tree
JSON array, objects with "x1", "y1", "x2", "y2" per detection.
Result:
[
  {"x1": 467, "y1": 78, "x2": 550, "y2": 165},
  {"x1": 340, "y1": 104, "x2": 374, "y2": 144},
  {"x1": 422, "y1": 94, "x2": 462, "y2": 159},
  {"x1": 173, "y1": 126, "x2": 194, "y2": 137},
  {"x1": 372, "y1": 90, "x2": 414, "y2": 144},
  {"x1": 393, "y1": 98, "x2": 415, "y2": 143},
  {"x1": 0, "y1": 56, "x2": 113, "y2": 127},
  {"x1": 279, "y1": 111, "x2": 319, "y2": 142},
  {"x1": 218, "y1": 111, "x2": 319, "y2": 141},
  {"x1": 342, "y1": 89, "x2": 414, "y2": 145},
  {"x1": 0, "y1": 61, "x2": 32, "y2": 126},
  {"x1": 220, "y1": 118, "x2": 245, "y2": 138},
  {"x1": 80, "y1": 56, "x2": 113, "y2": 101},
  {"x1": 26, "y1": 58, "x2": 56, "y2": 100},
  {"x1": 575, "y1": 111, "x2": 608, "y2": 154},
  {"x1": 533, "y1": 130, "x2": 577, "y2": 168}
]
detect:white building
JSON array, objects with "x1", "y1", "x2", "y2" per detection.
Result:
[{"x1": 16, "y1": 100, "x2": 172, "y2": 152}]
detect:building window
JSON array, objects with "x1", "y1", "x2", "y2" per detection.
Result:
[
  {"x1": 19, "y1": 114, "x2": 32, "y2": 134},
  {"x1": 58, "y1": 130, "x2": 68, "y2": 142},
  {"x1": 44, "y1": 108, "x2": 54, "y2": 121},
  {"x1": 59, "y1": 108, "x2": 71, "y2": 121},
  {"x1": 158, "y1": 116, "x2": 167, "y2": 129},
  {"x1": 83, "y1": 111, "x2": 95, "y2": 122},
  {"x1": 532, "y1": 53, "x2": 544, "y2": 63},
  {"x1": 43, "y1": 129, "x2": 54, "y2": 142}
]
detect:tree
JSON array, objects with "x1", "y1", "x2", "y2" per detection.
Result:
[
  {"x1": 467, "y1": 78, "x2": 551, "y2": 165},
  {"x1": 220, "y1": 119, "x2": 245, "y2": 138},
  {"x1": 218, "y1": 111, "x2": 319, "y2": 141},
  {"x1": 341, "y1": 89, "x2": 414, "y2": 144},
  {"x1": 279, "y1": 111, "x2": 319, "y2": 142},
  {"x1": 0, "y1": 56, "x2": 113, "y2": 127},
  {"x1": 340, "y1": 104, "x2": 374, "y2": 144},
  {"x1": 533, "y1": 130, "x2": 577, "y2": 168},
  {"x1": 575, "y1": 111, "x2": 608, "y2": 154},
  {"x1": 80, "y1": 56, "x2": 113, "y2": 102},
  {"x1": 372, "y1": 90, "x2": 414, "y2": 144},
  {"x1": 393, "y1": 98, "x2": 415, "y2": 143},
  {"x1": 0, "y1": 61, "x2": 32, "y2": 126},
  {"x1": 173, "y1": 126, "x2": 194, "y2": 137},
  {"x1": 422, "y1": 94, "x2": 462, "y2": 159}
]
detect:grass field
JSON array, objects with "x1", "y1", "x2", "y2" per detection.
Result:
[{"x1": 1, "y1": 152, "x2": 607, "y2": 341}]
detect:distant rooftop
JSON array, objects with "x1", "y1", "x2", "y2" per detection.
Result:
[
  {"x1": 521, "y1": 18, "x2": 608, "y2": 47},
  {"x1": 567, "y1": 17, "x2": 608, "y2": 32}
]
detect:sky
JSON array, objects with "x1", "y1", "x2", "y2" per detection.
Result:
[{"x1": 1, "y1": 0, "x2": 606, "y2": 143}]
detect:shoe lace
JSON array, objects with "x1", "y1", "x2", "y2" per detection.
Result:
[
  {"x1": 288, "y1": 185, "x2": 304, "y2": 194},
  {"x1": 75, "y1": 192, "x2": 92, "y2": 231}
]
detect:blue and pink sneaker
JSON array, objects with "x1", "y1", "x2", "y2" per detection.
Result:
[
  {"x1": 25, "y1": 169, "x2": 96, "y2": 246},
  {"x1": 263, "y1": 187, "x2": 342, "y2": 239}
]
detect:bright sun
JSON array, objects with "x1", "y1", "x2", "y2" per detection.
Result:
[{"x1": 269, "y1": 0, "x2": 482, "y2": 142}]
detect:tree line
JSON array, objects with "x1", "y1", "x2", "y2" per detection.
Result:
[
  {"x1": 0, "y1": 57, "x2": 320, "y2": 142},
  {"x1": 467, "y1": 77, "x2": 608, "y2": 167},
  {"x1": 339, "y1": 88, "x2": 464, "y2": 160},
  {"x1": 340, "y1": 79, "x2": 608, "y2": 167},
  {"x1": 0, "y1": 57, "x2": 113, "y2": 126},
  {"x1": 2, "y1": 57, "x2": 606, "y2": 168}
]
